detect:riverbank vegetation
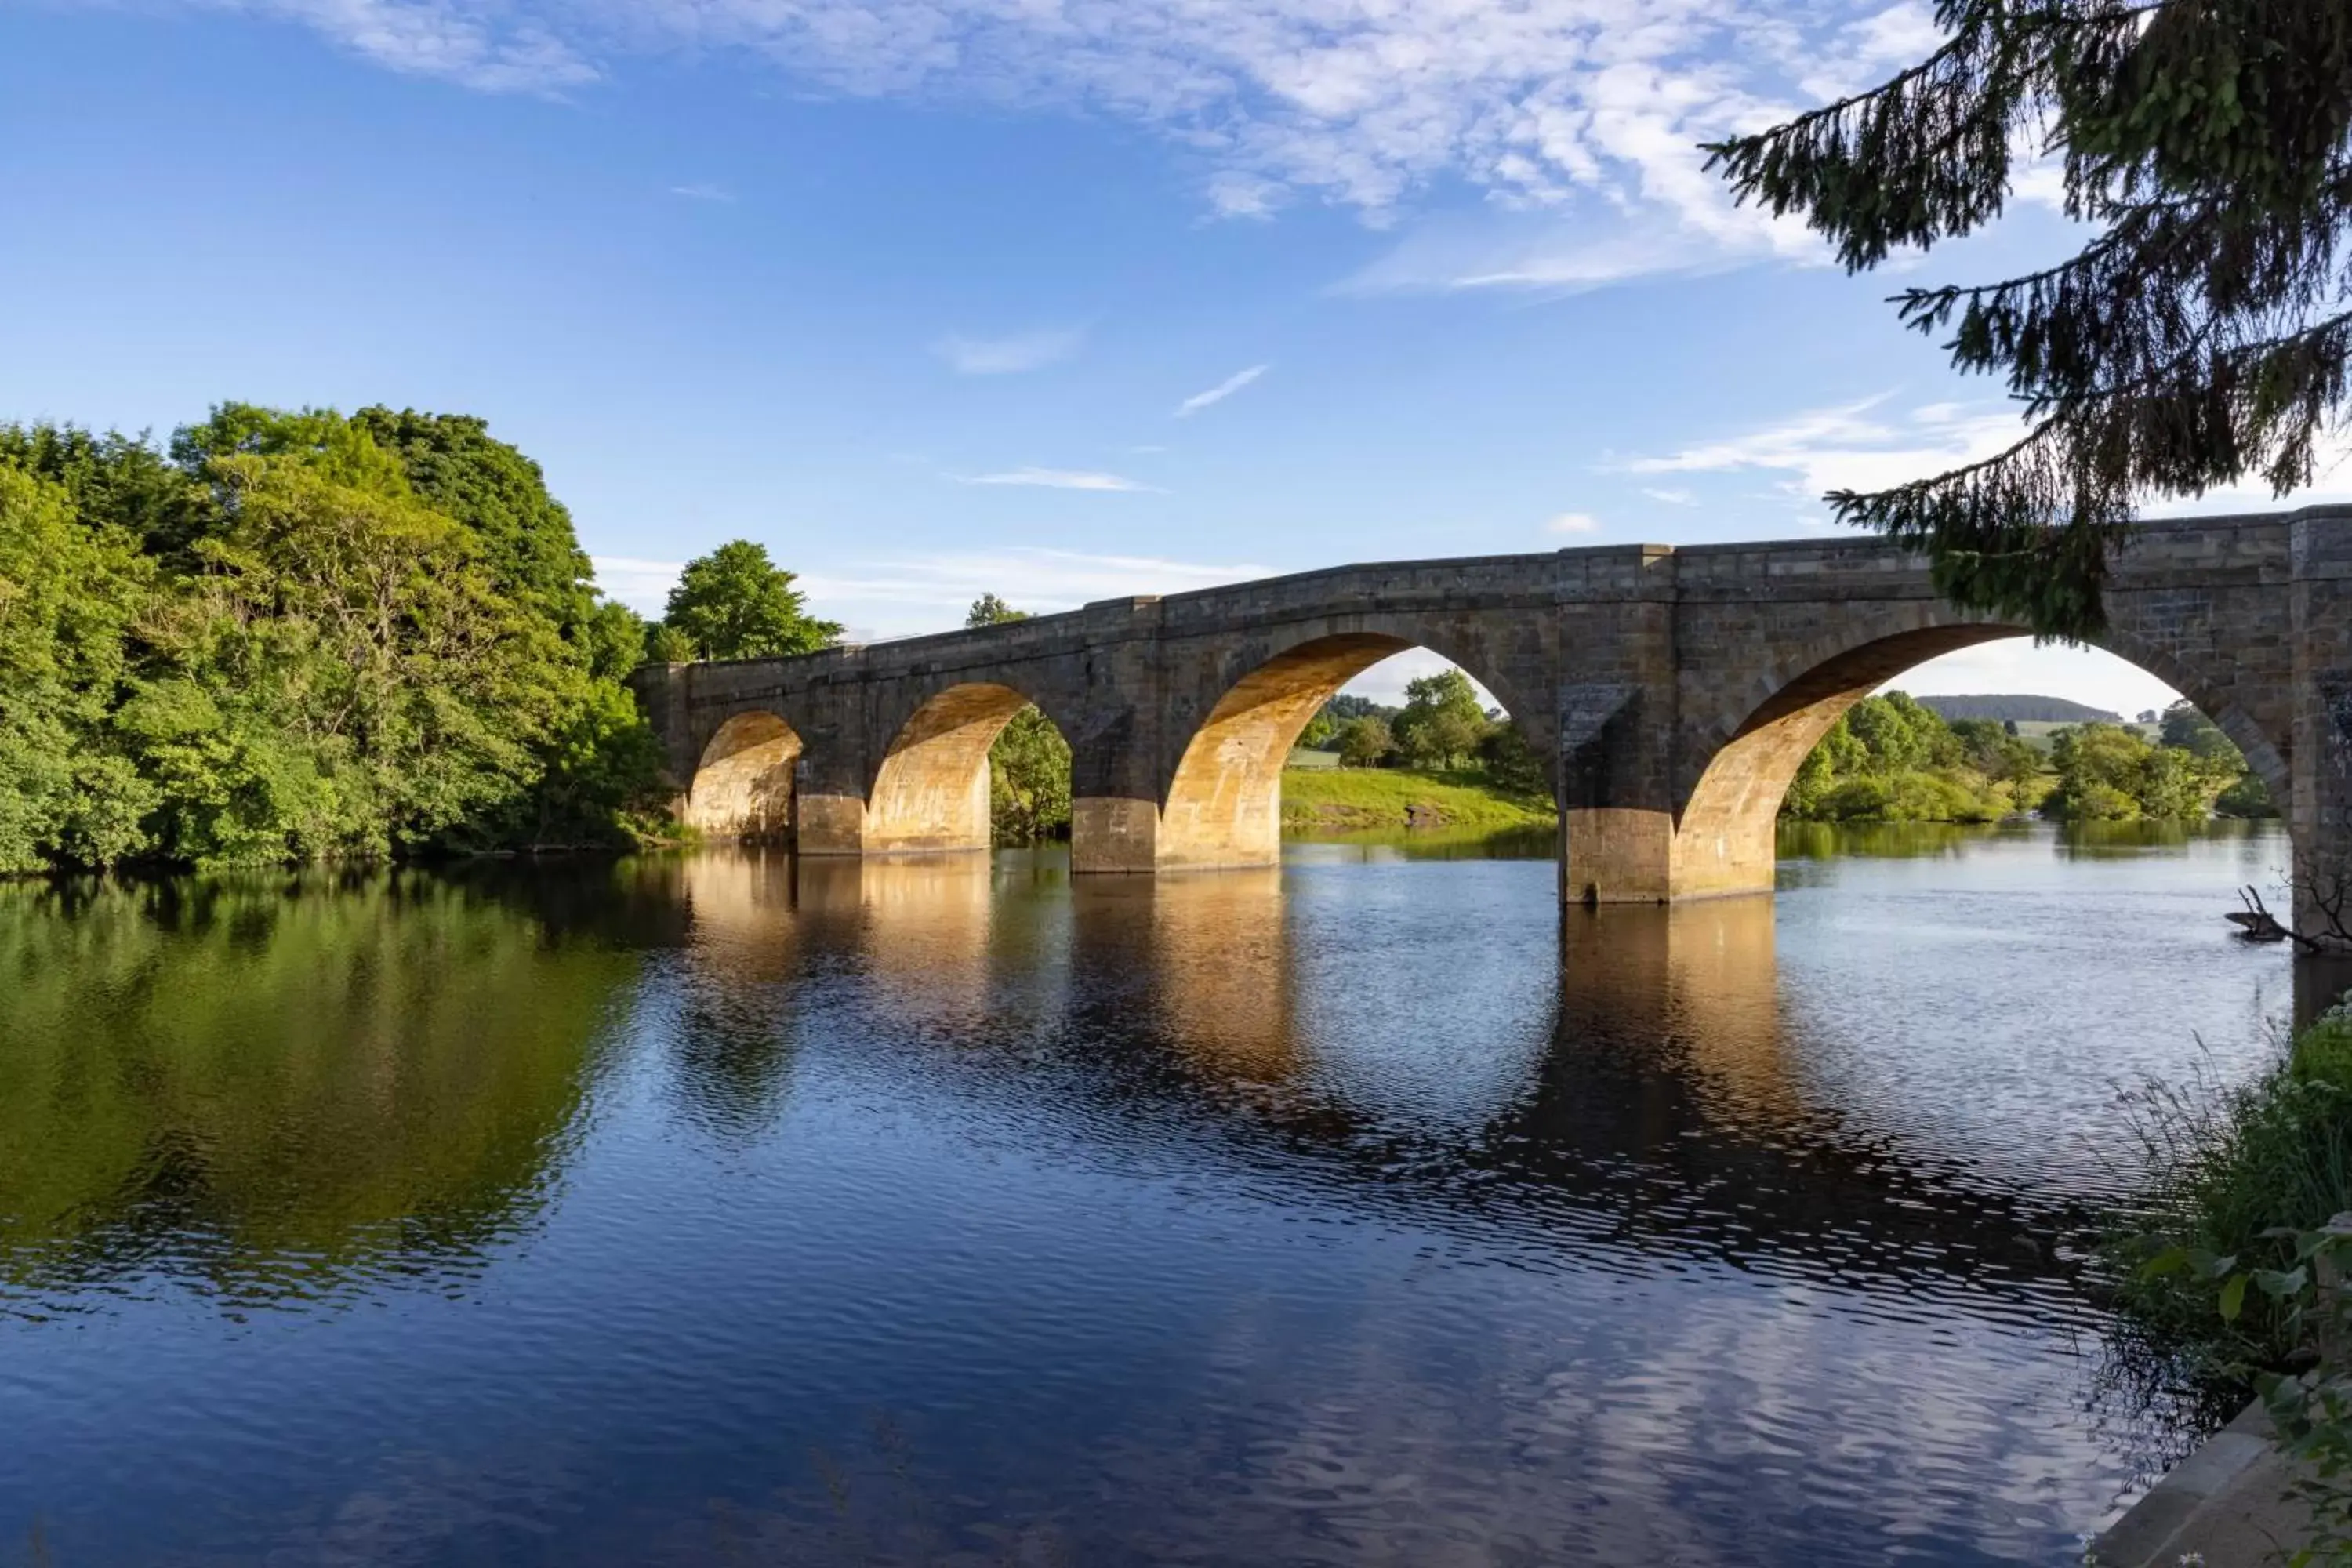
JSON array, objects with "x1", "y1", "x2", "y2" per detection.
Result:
[
  {"x1": 1782, "y1": 691, "x2": 2277, "y2": 826},
  {"x1": 0, "y1": 405, "x2": 840, "y2": 873},
  {"x1": 1283, "y1": 670, "x2": 1554, "y2": 833},
  {"x1": 2111, "y1": 1007, "x2": 2352, "y2": 1380},
  {"x1": 2105, "y1": 1004, "x2": 2352, "y2": 1563}
]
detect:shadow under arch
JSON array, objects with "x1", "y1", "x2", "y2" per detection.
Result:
[
  {"x1": 865, "y1": 681, "x2": 1068, "y2": 855},
  {"x1": 688, "y1": 710, "x2": 803, "y2": 843},
  {"x1": 1672, "y1": 615, "x2": 2295, "y2": 898},
  {"x1": 1156, "y1": 628, "x2": 1552, "y2": 869}
]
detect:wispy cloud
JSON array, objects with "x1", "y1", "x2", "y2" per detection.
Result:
[
  {"x1": 591, "y1": 555, "x2": 686, "y2": 615},
  {"x1": 957, "y1": 466, "x2": 1152, "y2": 492},
  {"x1": 1624, "y1": 397, "x2": 2028, "y2": 499},
  {"x1": 1630, "y1": 394, "x2": 2352, "y2": 520},
  {"x1": 102, "y1": 2, "x2": 1947, "y2": 285},
  {"x1": 668, "y1": 182, "x2": 734, "y2": 202},
  {"x1": 197, "y1": 0, "x2": 600, "y2": 93},
  {"x1": 1174, "y1": 364, "x2": 1269, "y2": 418},
  {"x1": 1641, "y1": 487, "x2": 1697, "y2": 505},
  {"x1": 1545, "y1": 511, "x2": 1602, "y2": 535},
  {"x1": 599, "y1": 545, "x2": 1258, "y2": 628},
  {"x1": 931, "y1": 328, "x2": 1084, "y2": 376},
  {"x1": 800, "y1": 546, "x2": 1271, "y2": 629}
]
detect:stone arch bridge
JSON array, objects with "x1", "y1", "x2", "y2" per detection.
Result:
[{"x1": 628, "y1": 506, "x2": 2352, "y2": 937}]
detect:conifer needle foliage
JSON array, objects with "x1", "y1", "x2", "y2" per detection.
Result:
[{"x1": 1708, "y1": 0, "x2": 2352, "y2": 636}]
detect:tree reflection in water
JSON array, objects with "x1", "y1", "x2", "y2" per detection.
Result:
[{"x1": 0, "y1": 869, "x2": 643, "y2": 1316}]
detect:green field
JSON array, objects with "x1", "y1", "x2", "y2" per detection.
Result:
[{"x1": 1279, "y1": 766, "x2": 1556, "y2": 833}]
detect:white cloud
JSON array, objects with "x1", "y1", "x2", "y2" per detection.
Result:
[
  {"x1": 956, "y1": 466, "x2": 1152, "y2": 492},
  {"x1": 599, "y1": 545, "x2": 1268, "y2": 635},
  {"x1": 2140, "y1": 428, "x2": 2352, "y2": 515},
  {"x1": 115, "y1": 0, "x2": 1934, "y2": 283},
  {"x1": 1545, "y1": 511, "x2": 1602, "y2": 535},
  {"x1": 1642, "y1": 487, "x2": 1696, "y2": 505},
  {"x1": 1886, "y1": 641, "x2": 2182, "y2": 720},
  {"x1": 1174, "y1": 364, "x2": 1268, "y2": 418},
  {"x1": 931, "y1": 327, "x2": 1085, "y2": 376},
  {"x1": 591, "y1": 554, "x2": 685, "y2": 615},
  {"x1": 1624, "y1": 395, "x2": 2027, "y2": 499},
  {"x1": 668, "y1": 182, "x2": 733, "y2": 201},
  {"x1": 1629, "y1": 395, "x2": 2352, "y2": 514},
  {"x1": 1338, "y1": 648, "x2": 1502, "y2": 712},
  {"x1": 800, "y1": 546, "x2": 1272, "y2": 633},
  {"x1": 213, "y1": 0, "x2": 599, "y2": 93}
]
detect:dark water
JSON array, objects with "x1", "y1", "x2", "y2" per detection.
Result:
[{"x1": 0, "y1": 823, "x2": 2307, "y2": 1566}]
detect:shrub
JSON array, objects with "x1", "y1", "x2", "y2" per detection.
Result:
[
  {"x1": 2110, "y1": 1006, "x2": 2352, "y2": 1377},
  {"x1": 2218, "y1": 772, "x2": 2281, "y2": 819}
]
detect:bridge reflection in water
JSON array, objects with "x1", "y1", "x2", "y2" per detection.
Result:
[{"x1": 644, "y1": 848, "x2": 2103, "y2": 1317}]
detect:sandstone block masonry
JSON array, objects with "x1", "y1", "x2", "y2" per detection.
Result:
[{"x1": 626, "y1": 506, "x2": 2352, "y2": 942}]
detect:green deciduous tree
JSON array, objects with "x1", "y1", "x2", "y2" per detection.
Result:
[
  {"x1": 127, "y1": 455, "x2": 568, "y2": 863},
  {"x1": 965, "y1": 593, "x2": 1025, "y2": 628},
  {"x1": 2045, "y1": 720, "x2": 2229, "y2": 820},
  {"x1": 2161, "y1": 698, "x2": 2243, "y2": 764},
  {"x1": 1336, "y1": 715, "x2": 1395, "y2": 768},
  {"x1": 1709, "y1": 1, "x2": 2352, "y2": 637},
  {"x1": 0, "y1": 401, "x2": 684, "y2": 870},
  {"x1": 661, "y1": 540, "x2": 843, "y2": 661},
  {"x1": 1477, "y1": 720, "x2": 1551, "y2": 797},
  {"x1": 0, "y1": 423, "x2": 216, "y2": 561},
  {"x1": 989, "y1": 707, "x2": 1073, "y2": 844},
  {"x1": 644, "y1": 622, "x2": 695, "y2": 665},
  {"x1": 0, "y1": 466, "x2": 157, "y2": 870},
  {"x1": 1783, "y1": 693, "x2": 2014, "y2": 822},
  {"x1": 962, "y1": 595, "x2": 1072, "y2": 843},
  {"x1": 349, "y1": 407, "x2": 600, "y2": 634},
  {"x1": 1390, "y1": 670, "x2": 1492, "y2": 769}
]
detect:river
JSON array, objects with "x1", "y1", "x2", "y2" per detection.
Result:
[{"x1": 0, "y1": 822, "x2": 2309, "y2": 1566}]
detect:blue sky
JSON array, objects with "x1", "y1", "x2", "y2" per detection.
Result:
[{"x1": 4, "y1": 0, "x2": 2341, "y2": 712}]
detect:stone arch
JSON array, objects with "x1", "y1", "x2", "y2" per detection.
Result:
[
  {"x1": 1156, "y1": 625, "x2": 1550, "y2": 869},
  {"x1": 865, "y1": 681, "x2": 1066, "y2": 854},
  {"x1": 688, "y1": 711, "x2": 802, "y2": 842},
  {"x1": 1671, "y1": 604, "x2": 2294, "y2": 898}
]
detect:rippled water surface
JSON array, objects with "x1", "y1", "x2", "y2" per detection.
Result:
[{"x1": 0, "y1": 824, "x2": 2314, "y2": 1566}]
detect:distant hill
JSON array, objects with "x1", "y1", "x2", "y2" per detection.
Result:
[{"x1": 1914, "y1": 694, "x2": 2122, "y2": 724}]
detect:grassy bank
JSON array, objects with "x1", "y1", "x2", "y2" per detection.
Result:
[
  {"x1": 2103, "y1": 1002, "x2": 2352, "y2": 1562},
  {"x1": 2109, "y1": 1006, "x2": 2352, "y2": 1381},
  {"x1": 1279, "y1": 766, "x2": 1555, "y2": 834}
]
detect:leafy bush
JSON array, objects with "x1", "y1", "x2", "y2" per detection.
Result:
[
  {"x1": 2219, "y1": 772, "x2": 2282, "y2": 819},
  {"x1": 989, "y1": 707, "x2": 1071, "y2": 844},
  {"x1": 2111, "y1": 1007, "x2": 2352, "y2": 1377}
]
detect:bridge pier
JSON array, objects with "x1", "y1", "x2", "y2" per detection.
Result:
[
  {"x1": 793, "y1": 794, "x2": 870, "y2": 856},
  {"x1": 2293, "y1": 508, "x2": 2352, "y2": 949},
  {"x1": 1070, "y1": 798, "x2": 1164, "y2": 873}
]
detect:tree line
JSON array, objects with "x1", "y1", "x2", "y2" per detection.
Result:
[
  {"x1": 1783, "y1": 691, "x2": 2276, "y2": 826},
  {"x1": 0, "y1": 404, "x2": 843, "y2": 873}
]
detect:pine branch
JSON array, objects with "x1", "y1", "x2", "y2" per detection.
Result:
[
  {"x1": 1704, "y1": 1, "x2": 2149, "y2": 269},
  {"x1": 1894, "y1": 162, "x2": 2352, "y2": 408},
  {"x1": 1825, "y1": 307, "x2": 2352, "y2": 636}
]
